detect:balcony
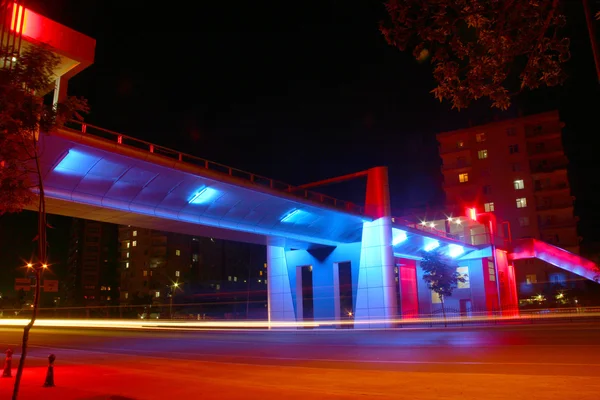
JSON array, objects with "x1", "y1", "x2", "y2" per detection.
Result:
[
  {"x1": 442, "y1": 161, "x2": 472, "y2": 171},
  {"x1": 525, "y1": 126, "x2": 562, "y2": 140},
  {"x1": 538, "y1": 217, "x2": 579, "y2": 230},
  {"x1": 536, "y1": 200, "x2": 574, "y2": 211},
  {"x1": 534, "y1": 182, "x2": 569, "y2": 193},
  {"x1": 530, "y1": 160, "x2": 568, "y2": 174},
  {"x1": 443, "y1": 179, "x2": 474, "y2": 188},
  {"x1": 439, "y1": 144, "x2": 470, "y2": 155},
  {"x1": 527, "y1": 145, "x2": 564, "y2": 159}
]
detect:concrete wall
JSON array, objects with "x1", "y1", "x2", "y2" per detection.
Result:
[
  {"x1": 417, "y1": 257, "x2": 490, "y2": 316},
  {"x1": 283, "y1": 243, "x2": 361, "y2": 321}
]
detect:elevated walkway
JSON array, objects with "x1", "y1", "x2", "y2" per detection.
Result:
[{"x1": 510, "y1": 238, "x2": 599, "y2": 282}]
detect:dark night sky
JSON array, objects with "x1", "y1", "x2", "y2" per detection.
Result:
[{"x1": 1, "y1": 1, "x2": 599, "y2": 290}]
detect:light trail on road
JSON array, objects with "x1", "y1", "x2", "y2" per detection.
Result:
[{"x1": 0, "y1": 308, "x2": 599, "y2": 331}]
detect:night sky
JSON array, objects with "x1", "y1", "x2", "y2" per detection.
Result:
[{"x1": 1, "y1": 1, "x2": 599, "y2": 290}]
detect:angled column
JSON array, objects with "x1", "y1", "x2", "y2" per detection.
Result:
[
  {"x1": 354, "y1": 167, "x2": 397, "y2": 327},
  {"x1": 266, "y1": 244, "x2": 295, "y2": 324}
]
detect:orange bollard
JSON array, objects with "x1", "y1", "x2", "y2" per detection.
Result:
[
  {"x1": 43, "y1": 354, "x2": 55, "y2": 387},
  {"x1": 2, "y1": 348, "x2": 13, "y2": 378}
]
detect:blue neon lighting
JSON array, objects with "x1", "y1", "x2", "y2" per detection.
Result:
[
  {"x1": 53, "y1": 149, "x2": 99, "y2": 175},
  {"x1": 447, "y1": 244, "x2": 465, "y2": 258},
  {"x1": 188, "y1": 187, "x2": 218, "y2": 204},
  {"x1": 423, "y1": 238, "x2": 440, "y2": 252},
  {"x1": 281, "y1": 209, "x2": 301, "y2": 223},
  {"x1": 392, "y1": 229, "x2": 408, "y2": 246}
]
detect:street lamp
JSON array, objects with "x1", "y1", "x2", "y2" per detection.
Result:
[{"x1": 168, "y1": 282, "x2": 181, "y2": 319}]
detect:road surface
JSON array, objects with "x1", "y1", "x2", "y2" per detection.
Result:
[{"x1": 0, "y1": 323, "x2": 599, "y2": 399}]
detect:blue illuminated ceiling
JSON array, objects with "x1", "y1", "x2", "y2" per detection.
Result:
[
  {"x1": 391, "y1": 226, "x2": 482, "y2": 260},
  {"x1": 33, "y1": 129, "x2": 492, "y2": 254},
  {"x1": 35, "y1": 133, "x2": 366, "y2": 248}
]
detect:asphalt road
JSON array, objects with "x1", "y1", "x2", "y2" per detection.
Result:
[{"x1": 0, "y1": 323, "x2": 599, "y2": 399}]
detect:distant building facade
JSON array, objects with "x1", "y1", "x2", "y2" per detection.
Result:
[
  {"x1": 65, "y1": 219, "x2": 118, "y2": 308},
  {"x1": 436, "y1": 111, "x2": 582, "y2": 303},
  {"x1": 118, "y1": 227, "x2": 266, "y2": 312}
]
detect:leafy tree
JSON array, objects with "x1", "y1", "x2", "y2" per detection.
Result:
[
  {"x1": 380, "y1": 0, "x2": 571, "y2": 110},
  {"x1": 0, "y1": 44, "x2": 88, "y2": 400},
  {"x1": 420, "y1": 249, "x2": 466, "y2": 323}
]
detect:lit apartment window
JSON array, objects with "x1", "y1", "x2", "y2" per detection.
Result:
[
  {"x1": 259, "y1": 270, "x2": 263, "y2": 276},
  {"x1": 264, "y1": 279, "x2": 267, "y2": 284},
  {"x1": 234, "y1": 276, "x2": 237, "y2": 282},
  {"x1": 216, "y1": 284, "x2": 220, "y2": 290},
  {"x1": 514, "y1": 179, "x2": 524, "y2": 190},
  {"x1": 175, "y1": 270, "x2": 180, "y2": 277},
  {"x1": 516, "y1": 197, "x2": 527, "y2": 208},
  {"x1": 506, "y1": 127, "x2": 517, "y2": 136},
  {"x1": 459, "y1": 173, "x2": 469, "y2": 183},
  {"x1": 456, "y1": 140, "x2": 465, "y2": 149},
  {"x1": 457, "y1": 266, "x2": 470, "y2": 289},
  {"x1": 132, "y1": 240, "x2": 137, "y2": 247},
  {"x1": 155, "y1": 291, "x2": 160, "y2": 298},
  {"x1": 133, "y1": 230, "x2": 137, "y2": 237},
  {"x1": 228, "y1": 276, "x2": 232, "y2": 281},
  {"x1": 126, "y1": 242, "x2": 130, "y2": 248},
  {"x1": 488, "y1": 260, "x2": 496, "y2": 282},
  {"x1": 125, "y1": 262, "x2": 129, "y2": 269},
  {"x1": 518, "y1": 216, "x2": 530, "y2": 227},
  {"x1": 475, "y1": 132, "x2": 486, "y2": 142},
  {"x1": 124, "y1": 292, "x2": 129, "y2": 299},
  {"x1": 509, "y1": 144, "x2": 519, "y2": 154},
  {"x1": 107, "y1": 296, "x2": 111, "y2": 301},
  {"x1": 192, "y1": 254, "x2": 199, "y2": 262},
  {"x1": 484, "y1": 202, "x2": 494, "y2": 212},
  {"x1": 525, "y1": 274, "x2": 537, "y2": 285},
  {"x1": 264, "y1": 263, "x2": 267, "y2": 269},
  {"x1": 175, "y1": 249, "x2": 181, "y2": 256},
  {"x1": 126, "y1": 252, "x2": 130, "y2": 258},
  {"x1": 107, "y1": 287, "x2": 111, "y2": 291},
  {"x1": 143, "y1": 270, "x2": 148, "y2": 277},
  {"x1": 478, "y1": 149, "x2": 488, "y2": 159}
]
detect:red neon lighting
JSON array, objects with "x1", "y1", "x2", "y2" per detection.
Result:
[
  {"x1": 10, "y1": 3, "x2": 24, "y2": 34},
  {"x1": 510, "y1": 238, "x2": 599, "y2": 282}
]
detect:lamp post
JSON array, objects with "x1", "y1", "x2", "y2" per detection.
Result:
[{"x1": 168, "y1": 282, "x2": 180, "y2": 319}]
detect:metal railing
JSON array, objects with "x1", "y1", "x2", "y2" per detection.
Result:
[
  {"x1": 62, "y1": 121, "x2": 364, "y2": 215},
  {"x1": 392, "y1": 217, "x2": 461, "y2": 241},
  {"x1": 392, "y1": 218, "x2": 511, "y2": 247}
]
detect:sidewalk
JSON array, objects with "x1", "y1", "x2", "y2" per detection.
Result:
[{"x1": 0, "y1": 355, "x2": 599, "y2": 400}]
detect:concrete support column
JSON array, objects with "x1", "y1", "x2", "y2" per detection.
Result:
[
  {"x1": 266, "y1": 244, "x2": 295, "y2": 324},
  {"x1": 53, "y1": 75, "x2": 69, "y2": 106},
  {"x1": 354, "y1": 167, "x2": 397, "y2": 327}
]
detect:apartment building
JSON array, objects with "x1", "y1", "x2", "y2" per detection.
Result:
[
  {"x1": 437, "y1": 111, "x2": 581, "y2": 301},
  {"x1": 118, "y1": 227, "x2": 267, "y2": 306},
  {"x1": 65, "y1": 219, "x2": 118, "y2": 307},
  {"x1": 118, "y1": 227, "x2": 191, "y2": 305}
]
